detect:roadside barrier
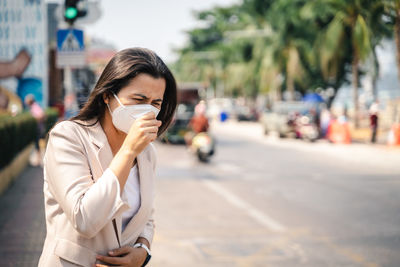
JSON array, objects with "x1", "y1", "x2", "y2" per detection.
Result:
[
  {"x1": 327, "y1": 120, "x2": 351, "y2": 144},
  {"x1": 387, "y1": 123, "x2": 400, "y2": 146}
]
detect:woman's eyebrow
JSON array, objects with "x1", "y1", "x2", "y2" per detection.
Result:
[
  {"x1": 131, "y1": 93, "x2": 163, "y2": 102},
  {"x1": 131, "y1": 93, "x2": 148, "y2": 99}
]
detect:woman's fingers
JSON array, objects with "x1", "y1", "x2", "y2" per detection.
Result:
[
  {"x1": 137, "y1": 119, "x2": 162, "y2": 128},
  {"x1": 96, "y1": 254, "x2": 127, "y2": 265},
  {"x1": 108, "y1": 246, "x2": 131, "y2": 256},
  {"x1": 95, "y1": 246, "x2": 137, "y2": 266},
  {"x1": 140, "y1": 112, "x2": 158, "y2": 120},
  {"x1": 125, "y1": 112, "x2": 161, "y2": 154},
  {"x1": 141, "y1": 126, "x2": 160, "y2": 134}
]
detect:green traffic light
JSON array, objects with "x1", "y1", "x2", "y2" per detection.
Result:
[{"x1": 65, "y1": 7, "x2": 78, "y2": 19}]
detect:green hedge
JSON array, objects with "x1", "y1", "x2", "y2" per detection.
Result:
[
  {"x1": 45, "y1": 108, "x2": 59, "y2": 133},
  {"x1": 0, "y1": 108, "x2": 59, "y2": 170}
]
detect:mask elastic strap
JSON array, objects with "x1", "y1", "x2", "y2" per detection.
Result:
[
  {"x1": 106, "y1": 103, "x2": 113, "y2": 115},
  {"x1": 112, "y1": 92, "x2": 125, "y2": 107}
]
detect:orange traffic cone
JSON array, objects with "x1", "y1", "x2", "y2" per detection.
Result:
[
  {"x1": 387, "y1": 123, "x2": 400, "y2": 146},
  {"x1": 327, "y1": 120, "x2": 352, "y2": 144}
]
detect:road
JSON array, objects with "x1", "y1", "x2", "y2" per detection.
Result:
[
  {"x1": 151, "y1": 121, "x2": 400, "y2": 267},
  {"x1": 0, "y1": 120, "x2": 399, "y2": 266}
]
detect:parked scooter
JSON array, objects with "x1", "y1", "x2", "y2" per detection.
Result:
[
  {"x1": 296, "y1": 115, "x2": 319, "y2": 142},
  {"x1": 189, "y1": 132, "x2": 215, "y2": 162}
]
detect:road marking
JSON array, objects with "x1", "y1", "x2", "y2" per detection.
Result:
[{"x1": 202, "y1": 179, "x2": 286, "y2": 233}]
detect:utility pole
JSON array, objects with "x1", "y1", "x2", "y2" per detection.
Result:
[{"x1": 56, "y1": 0, "x2": 89, "y2": 117}]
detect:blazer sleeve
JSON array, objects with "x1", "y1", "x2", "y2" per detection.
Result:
[
  {"x1": 44, "y1": 121, "x2": 130, "y2": 239},
  {"x1": 138, "y1": 207, "x2": 155, "y2": 245},
  {"x1": 138, "y1": 144, "x2": 157, "y2": 245}
]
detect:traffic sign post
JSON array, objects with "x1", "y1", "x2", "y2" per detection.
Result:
[
  {"x1": 56, "y1": 28, "x2": 86, "y2": 117},
  {"x1": 56, "y1": 28, "x2": 85, "y2": 68}
]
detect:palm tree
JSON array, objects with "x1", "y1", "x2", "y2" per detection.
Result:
[
  {"x1": 393, "y1": 1, "x2": 400, "y2": 82},
  {"x1": 382, "y1": 0, "x2": 400, "y2": 82},
  {"x1": 315, "y1": 0, "x2": 375, "y2": 128},
  {"x1": 265, "y1": 0, "x2": 317, "y2": 100}
]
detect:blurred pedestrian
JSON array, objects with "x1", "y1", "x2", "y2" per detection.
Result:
[
  {"x1": 25, "y1": 94, "x2": 45, "y2": 166},
  {"x1": 38, "y1": 48, "x2": 177, "y2": 267},
  {"x1": 191, "y1": 100, "x2": 209, "y2": 133},
  {"x1": 184, "y1": 100, "x2": 209, "y2": 145},
  {"x1": 369, "y1": 101, "x2": 379, "y2": 143},
  {"x1": 320, "y1": 108, "x2": 332, "y2": 138}
]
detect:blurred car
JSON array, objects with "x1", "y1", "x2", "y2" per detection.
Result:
[
  {"x1": 162, "y1": 103, "x2": 195, "y2": 144},
  {"x1": 236, "y1": 105, "x2": 259, "y2": 121},
  {"x1": 261, "y1": 101, "x2": 315, "y2": 138},
  {"x1": 161, "y1": 85, "x2": 200, "y2": 144}
]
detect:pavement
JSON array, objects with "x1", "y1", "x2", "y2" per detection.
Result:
[
  {"x1": 0, "y1": 120, "x2": 399, "y2": 266},
  {"x1": 0, "y1": 165, "x2": 45, "y2": 266}
]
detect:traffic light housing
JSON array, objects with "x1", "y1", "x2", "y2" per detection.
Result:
[{"x1": 64, "y1": 0, "x2": 87, "y2": 25}]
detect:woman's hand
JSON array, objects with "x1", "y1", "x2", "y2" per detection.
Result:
[
  {"x1": 95, "y1": 246, "x2": 147, "y2": 267},
  {"x1": 123, "y1": 112, "x2": 162, "y2": 156},
  {"x1": 109, "y1": 112, "x2": 161, "y2": 191}
]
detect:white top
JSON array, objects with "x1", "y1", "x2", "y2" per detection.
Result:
[{"x1": 121, "y1": 164, "x2": 141, "y2": 232}]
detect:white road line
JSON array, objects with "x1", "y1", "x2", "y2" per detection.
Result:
[{"x1": 202, "y1": 179, "x2": 287, "y2": 233}]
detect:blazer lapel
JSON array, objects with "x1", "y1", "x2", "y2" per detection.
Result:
[
  {"x1": 85, "y1": 119, "x2": 114, "y2": 174},
  {"x1": 85, "y1": 119, "x2": 123, "y2": 243}
]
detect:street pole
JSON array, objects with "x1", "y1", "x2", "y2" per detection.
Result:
[{"x1": 63, "y1": 66, "x2": 73, "y2": 96}]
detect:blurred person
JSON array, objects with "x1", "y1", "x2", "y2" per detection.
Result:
[
  {"x1": 191, "y1": 100, "x2": 209, "y2": 133},
  {"x1": 369, "y1": 101, "x2": 379, "y2": 143},
  {"x1": 320, "y1": 108, "x2": 332, "y2": 138},
  {"x1": 38, "y1": 48, "x2": 177, "y2": 267},
  {"x1": 184, "y1": 100, "x2": 209, "y2": 145},
  {"x1": 25, "y1": 94, "x2": 45, "y2": 166}
]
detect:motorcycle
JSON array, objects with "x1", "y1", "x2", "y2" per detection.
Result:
[
  {"x1": 296, "y1": 115, "x2": 319, "y2": 142},
  {"x1": 189, "y1": 132, "x2": 215, "y2": 162}
]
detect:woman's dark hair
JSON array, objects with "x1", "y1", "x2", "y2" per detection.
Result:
[{"x1": 71, "y1": 47, "x2": 177, "y2": 136}]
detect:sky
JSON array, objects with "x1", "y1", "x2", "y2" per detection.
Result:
[{"x1": 80, "y1": 0, "x2": 239, "y2": 63}]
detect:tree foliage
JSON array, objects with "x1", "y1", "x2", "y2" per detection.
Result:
[{"x1": 172, "y1": 0, "x2": 395, "y2": 102}]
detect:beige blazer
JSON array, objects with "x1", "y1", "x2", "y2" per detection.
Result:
[{"x1": 38, "y1": 119, "x2": 156, "y2": 267}]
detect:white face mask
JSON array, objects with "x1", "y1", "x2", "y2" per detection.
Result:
[{"x1": 107, "y1": 92, "x2": 160, "y2": 134}]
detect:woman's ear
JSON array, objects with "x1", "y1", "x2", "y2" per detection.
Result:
[{"x1": 103, "y1": 93, "x2": 109, "y2": 105}]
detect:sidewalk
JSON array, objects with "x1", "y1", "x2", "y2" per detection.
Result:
[
  {"x1": 211, "y1": 120, "x2": 400, "y2": 172},
  {"x1": 0, "y1": 166, "x2": 45, "y2": 266},
  {"x1": 349, "y1": 126, "x2": 388, "y2": 145}
]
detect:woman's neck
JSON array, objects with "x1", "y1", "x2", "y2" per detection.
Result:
[{"x1": 100, "y1": 113, "x2": 126, "y2": 155}]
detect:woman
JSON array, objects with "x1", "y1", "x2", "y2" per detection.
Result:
[{"x1": 38, "y1": 48, "x2": 177, "y2": 267}]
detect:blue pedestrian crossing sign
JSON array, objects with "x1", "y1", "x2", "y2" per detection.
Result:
[{"x1": 56, "y1": 29, "x2": 86, "y2": 67}]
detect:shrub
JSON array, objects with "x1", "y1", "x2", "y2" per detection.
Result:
[
  {"x1": 0, "y1": 108, "x2": 59, "y2": 170},
  {"x1": 45, "y1": 108, "x2": 59, "y2": 134}
]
